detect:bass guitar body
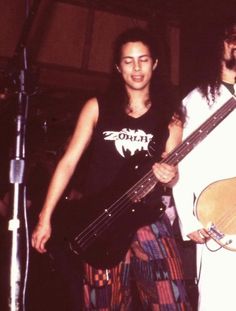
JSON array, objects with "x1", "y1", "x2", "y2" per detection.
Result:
[
  {"x1": 52, "y1": 152, "x2": 165, "y2": 269},
  {"x1": 196, "y1": 177, "x2": 236, "y2": 251}
]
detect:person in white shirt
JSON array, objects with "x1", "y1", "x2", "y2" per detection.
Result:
[{"x1": 173, "y1": 17, "x2": 236, "y2": 311}]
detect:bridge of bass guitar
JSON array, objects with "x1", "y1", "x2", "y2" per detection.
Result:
[{"x1": 196, "y1": 177, "x2": 236, "y2": 251}]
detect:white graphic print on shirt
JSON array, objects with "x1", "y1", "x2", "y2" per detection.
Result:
[{"x1": 103, "y1": 128, "x2": 153, "y2": 158}]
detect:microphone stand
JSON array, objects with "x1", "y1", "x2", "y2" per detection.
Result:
[{"x1": 7, "y1": 1, "x2": 41, "y2": 310}]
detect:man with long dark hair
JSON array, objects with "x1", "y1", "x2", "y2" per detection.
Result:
[
  {"x1": 32, "y1": 27, "x2": 191, "y2": 310},
  {"x1": 173, "y1": 17, "x2": 236, "y2": 310}
]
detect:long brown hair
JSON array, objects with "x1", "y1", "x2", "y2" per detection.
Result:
[
  {"x1": 197, "y1": 16, "x2": 236, "y2": 103},
  {"x1": 105, "y1": 27, "x2": 185, "y2": 125}
]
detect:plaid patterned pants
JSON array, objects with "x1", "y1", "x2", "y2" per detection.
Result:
[{"x1": 83, "y1": 215, "x2": 192, "y2": 310}]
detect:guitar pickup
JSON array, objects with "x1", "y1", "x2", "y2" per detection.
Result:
[{"x1": 207, "y1": 223, "x2": 225, "y2": 240}]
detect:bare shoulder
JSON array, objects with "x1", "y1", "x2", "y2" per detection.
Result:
[
  {"x1": 83, "y1": 97, "x2": 99, "y2": 109},
  {"x1": 64, "y1": 97, "x2": 99, "y2": 159},
  {"x1": 81, "y1": 97, "x2": 99, "y2": 116},
  {"x1": 77, "y1": 97, "x2": 99, "y2": 126}
]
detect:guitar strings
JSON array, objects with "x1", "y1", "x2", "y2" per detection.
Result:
[
  {"x1": 73, "y1": 98, "x2": 236, "y2": 250},
  {"x1": 74, "y1": 103, "x2": 236, "y2": 252},
  {"x1": 74, "y1": 171, "x2": 158, "y2": 248},
  {"x1": 73, "y1": 98, "x2": 236, "y2": 251}
]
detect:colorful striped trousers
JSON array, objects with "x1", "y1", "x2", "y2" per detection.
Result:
[{"x1": 83, "y1": 215, "x2": 191, "y2": 310}]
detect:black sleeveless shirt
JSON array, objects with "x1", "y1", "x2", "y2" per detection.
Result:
[{"x1": 83, "y1": 96, "x2": 170, "y2": 196}]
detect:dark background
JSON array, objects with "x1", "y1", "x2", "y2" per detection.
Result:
[
  {"x1": 0, "y1": 1, "x2": 235, "y2": 310},
  {"x1": 0, "y1": 0, "x2": 235, "y2": 154}
]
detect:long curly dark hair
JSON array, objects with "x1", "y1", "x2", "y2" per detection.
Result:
[
  {"x1": 104, "y1": 27, "x2": 185, "y2": 125},
  {"x1": 197, "y1": 16, "x2": 236, "y2": 103}
]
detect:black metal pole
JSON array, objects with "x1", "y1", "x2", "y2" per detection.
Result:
[{"x1": 7, "y1": 1, "x2": 41, "y2": 310}]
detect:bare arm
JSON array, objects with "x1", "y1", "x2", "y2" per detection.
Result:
[
  {"x1": 152, "y1": 119, "x2": 183, "y2": 185},
  {"x1": 31, "y1": 97, "x2": 98, "y2": 253}
]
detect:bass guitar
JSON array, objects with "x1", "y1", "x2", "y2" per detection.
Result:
[{"x1": 61, "y1": 97, "x2": 236, "y2": 268}]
